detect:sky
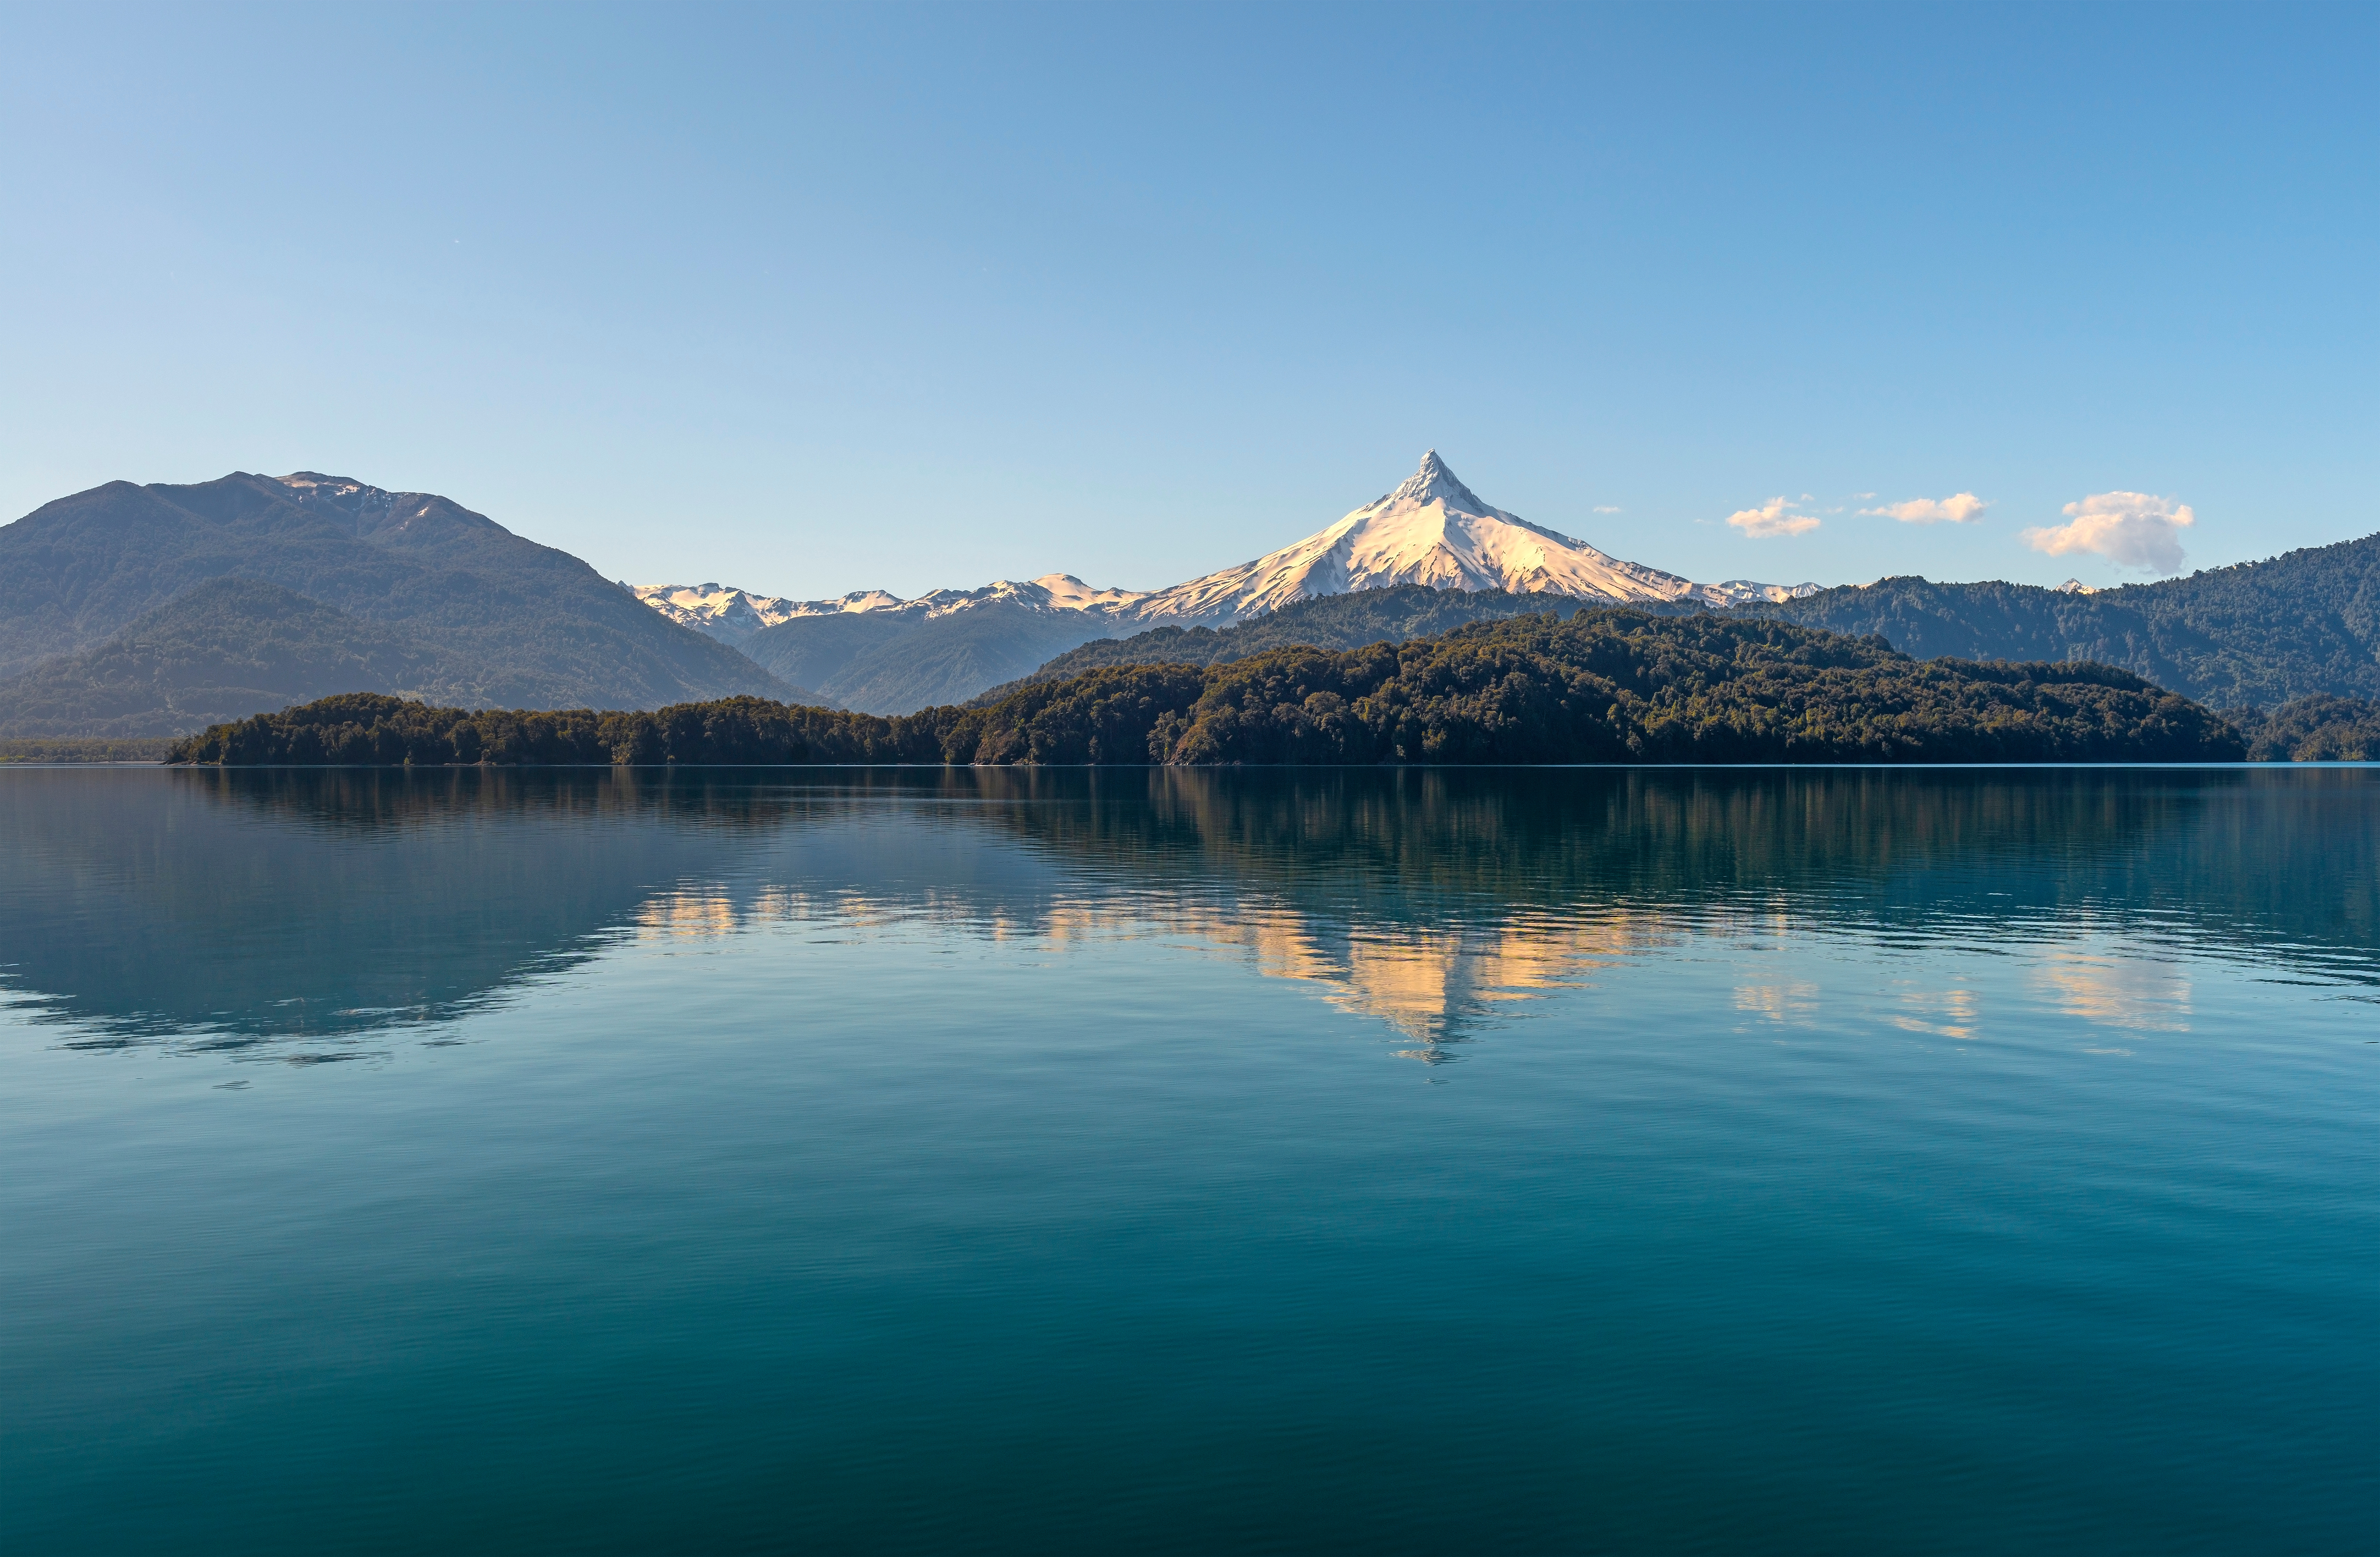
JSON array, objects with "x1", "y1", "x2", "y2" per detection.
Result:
[{"x1": 3, "y1": 1, "x2": 2374, "y2": 599}]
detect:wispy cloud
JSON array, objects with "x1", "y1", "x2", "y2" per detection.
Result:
[
  {"x1": 1725, "y1": 496, "x2": 1820, "y2": 538},
  {"x1": 1862, "y1": 492, "x2": 1989, "y2": 525},
  {"x1": 2022, "y1": 492, "x2": 2193, "y2": 573},
  {"x1": 1592, "y1": 505, "x2": 1622, "y2": 514}
]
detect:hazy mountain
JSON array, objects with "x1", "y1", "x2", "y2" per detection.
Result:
[
  {"x1": 0, "y1": 471, "x2": 808, "y2": 734},
  {"x1": 0, "y1": 579, "x2": 458, "y2": 738},
  {"x1": 739, "y1": 594, "x2": 1138, "y2": 715},
  {"x1": 1739, "y1": 532, "x2": 2380, "y2": 707},
  {"x1": 648, "y1": 453, "x2": 1814, "y2": 712}
]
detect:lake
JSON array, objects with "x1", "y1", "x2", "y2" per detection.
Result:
[{"x1": 2, "y1": 765, "x2": 2374, "y2": 1554}]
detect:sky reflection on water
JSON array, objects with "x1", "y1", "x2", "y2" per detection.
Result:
[{"x1": 1, "y1": 767, "x2": 2374, "y2": 1554}]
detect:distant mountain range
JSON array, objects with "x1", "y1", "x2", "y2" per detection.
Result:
[
  {"x1": 965, "y1": 585, "x2": 1602, "y2": 704},
  {"x1": 0, "y1": 472, "x2": 804, "y2": 736},
  {"x1": 988, "y1": 536, "x2": 2380, "y2": 716},
  {"x1": 1737, "y1": 534, "x2": 2380, "y2": 708},
  {"x1": 6, "y1": 453, "x2": 2376, "y2": 739},
  {"x1": 637, "y1": 451, "x2": 1819, "y2": 712}
]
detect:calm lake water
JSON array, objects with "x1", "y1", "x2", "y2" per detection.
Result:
[{"x1": 2, "y1": 766, "x2": 2374, "y2": 1554}]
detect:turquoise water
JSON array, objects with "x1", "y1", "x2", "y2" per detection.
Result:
[{"x1": 1, "y1": 766, "x2": 2374, "y2": 1554}]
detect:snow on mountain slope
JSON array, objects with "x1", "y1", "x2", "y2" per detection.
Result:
[
  {"x1": 631, "y1": 585, "x2": 812, "y2": 641},
  {"x1": 638, "y1": 575, "x2": 1152, "y2": 644},
  {"x1": 637, "y1": 452, "x2": 1816, "y2": 647},
  {"x1": 1129, "y1": 452, "x2": 1812, "y2": 619},
  {"x1": 1701, "y1": 578, "x2": 1827, "y2": 605}
]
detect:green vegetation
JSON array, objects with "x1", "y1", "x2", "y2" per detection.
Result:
[
  {"x1": 0, "y1": 579, "x2": 449, "y2": 738},
  {"x1": 0, "y1": 737, "x2": 176, "y2": 764},
  {"x1": 971, "y1": 585, "x2": 1574, "y2": 703},
  {"x1": 2225, "y1": 696, "x2": 2380, "y2": 760},
  {"x1": 27, "y1": 765, "x2": 2371, "y2": 1045},
  {"x1": 1743, "y1": 531, "x2": 2380, "y2": 706},
  {"x1": 171, "y1": 610, "x2": 2244, "y2": 765},
  {"x1": 0, "y1": 472, "x2": 798, "y2": 734}
]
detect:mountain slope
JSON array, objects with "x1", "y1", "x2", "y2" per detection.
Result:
[
  {"x1": 2226, "y1": 696, "x2": 2380, "y2": 759},
  {"x1": 1127, "y1": 451, "x2": 1812, "y2": 620},
  {"x1": 742, "y1": 597, "x2": 1122, "y2": 714},
  {"x1": 646, "y1": 452, "x2": 1809, "y2": 711},
  {"x1": 1742, "y1": 533, "x2": 2380, "y2": 706},
  {"x1": 0, "y1": 578, "x2": 458, "y2": 737},
  {"x1": 968, "y1": 585, "x2": 1616, "y2": 703},
  {"x1": 0, "y1": 472, "x2": 799, "y2": 727},
  {"x1": 0, "y1": 576, "x2": 830, "y2": 738}
]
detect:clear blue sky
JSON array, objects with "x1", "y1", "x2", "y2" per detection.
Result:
[{"x1": 4, "y1": 2, "x2": 2373, "y2": 597}]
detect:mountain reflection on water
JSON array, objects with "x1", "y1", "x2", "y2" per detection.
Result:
[{"x1": 4, "y1": 765, "x2": 2374, "y2": 1058}]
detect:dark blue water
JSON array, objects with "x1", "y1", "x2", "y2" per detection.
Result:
[{"x1": 2, "y1": 766, "x2": 2374, "y2": 1554}]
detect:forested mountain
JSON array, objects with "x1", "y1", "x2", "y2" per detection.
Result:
[
  {"x1": 0, "y1": 471, "x2": 803, "y2": 735},
  {"x1": 2225, "y1": 696, "x2": 2380, "y2": 760},
  {"x1": 1740, "y1": 532, "x2": 2380, "y2": 706},
  {"x1": 653, "y1": 453, "x2": 1811, "y2": 711},
  {"x1": 981, "y1": 533, "x2": 2380, "y2": 717},
  {"x1": 739, "y1": 597, "x2": 1124, "y2": 714},
  {"x1": 970, "y1": 585, "x2": 1597, "y2": 702},
  {"x1": 0, "y1": 579, "x2": 453, "y2": 738},
  {"x1": 172, "y1": 610, "x2": 2242, "y2": 766}
]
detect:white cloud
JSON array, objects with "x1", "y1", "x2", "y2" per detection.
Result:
[
  {"x1": 1862, "y1": 492, "x2": 1989, "y2": 525},
  {"x1": 2021, "y1": 491, "x2": 2194, "y2": 573},
  {"x1": 1593, "y1": 505, "x2": 1622, "y2": 514},
  {"x1": 1725, "y1": 496, "x2": 1821, "y2": 538}
]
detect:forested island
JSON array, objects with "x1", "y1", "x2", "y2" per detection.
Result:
[{"x1": 165, "y1": 610, "x2": 2247, "y2": 766}]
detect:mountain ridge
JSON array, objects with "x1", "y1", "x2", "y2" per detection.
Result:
[
  {"x1": 1732, "y1": 533, "x2": 2380, "y2": 707},
  {"x1": 965, "y1": 585, "x2": 1631, "y2": 705},
  {"x1": 645, "y1": 452, "x2": 1818, "y2": 712},
  {"x1": 643, "y1": 452, "x2": 1818, "y2": 643},
  {"x1": 0, "y1": 471, "x2": 805, "y2": 735}
]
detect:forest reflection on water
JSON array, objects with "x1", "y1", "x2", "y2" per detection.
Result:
[
  {"x1": 2, "y1": 764, "x2": 2374, "y2": 1059},
  {"x1": 5, "y1": 764, "x2": 2378, "y2": 1556}
]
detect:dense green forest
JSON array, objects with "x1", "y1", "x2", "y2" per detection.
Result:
[
  {"x1": 1740, "y1": 531, "x2": 2380, "y2": 706},
  {"x1": 0, "y1": 578, "x2": 451, "y2": 739},
  {"x1": 172, "y1": 610, "x2": 2243, "y2": 765},
  {"x1": 0, "y1": 737, "x2": 177, "y2": 764},
  {"x1": 2225, "y1": 696, "x2": 2380, "y2": 760},
  {"x1": 25, "y1": 764, "x2": 2373, "y2": 1043},
  {"x1": 973, "y1": 586, "x2": 1578, "y2": 702}
]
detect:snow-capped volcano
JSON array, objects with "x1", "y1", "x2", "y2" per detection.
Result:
[
  {"x1": 639, "y1": 451, "x2": 1810, "y2": 642},
  {"x1": 1130, "y1": 450, "x2": 1800, "y2": 619}
]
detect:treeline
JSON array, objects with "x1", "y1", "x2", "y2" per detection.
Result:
[
  {"x1": 2225, "y1": 695, "x2": 2380, "y2": 761},
  {"x1": 1741, "y1": 529, "x2": 2380, "y2": 707},
  {"x1": 0, "y1": 736, "x2": 179, "y2": 765},
  {"x1": 970, "y1": 584, "x2": 1582, "y2": 703},
  {"x1": 170, "y1": 611, "x2": 2248, "y2": 766}
]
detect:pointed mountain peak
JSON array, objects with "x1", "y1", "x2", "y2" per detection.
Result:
[{"x1": 1385, "y1": 449, "x2": 1489, "y2": 514}]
